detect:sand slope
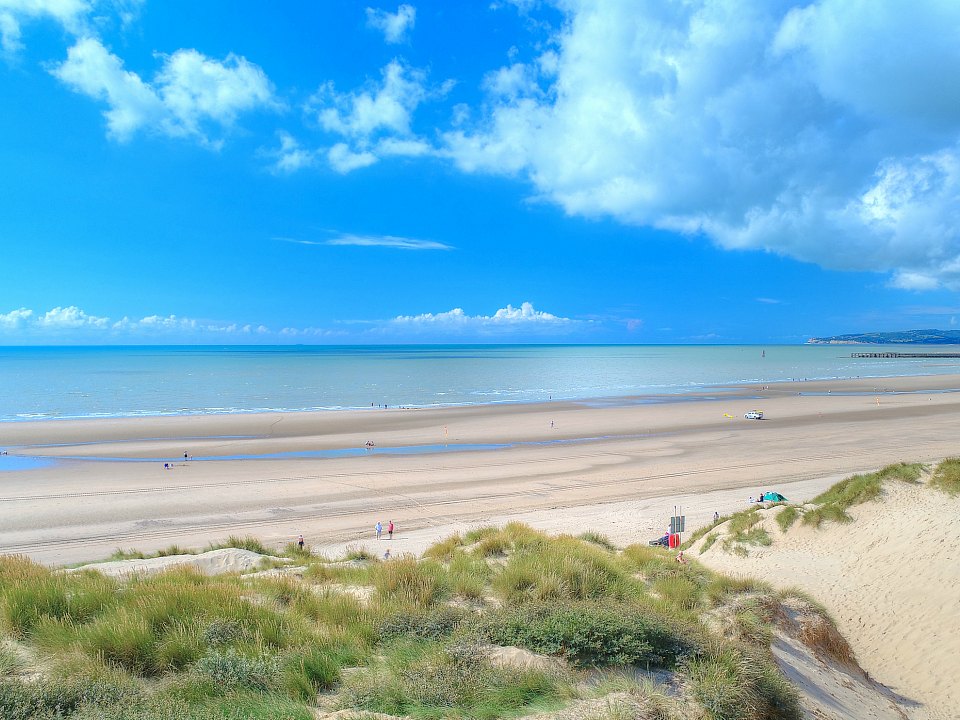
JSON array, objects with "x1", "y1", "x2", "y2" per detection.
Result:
[
  {"x1": 68, "y1": 547, "x2": 284, "y2": 577},
  {"x1": 691, "y1": 480, "x2": 960, "y2": 720}
]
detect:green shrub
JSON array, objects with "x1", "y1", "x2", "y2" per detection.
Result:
[
  {"x1": 652, "y1": 577, "x2": 701, "y2": 610},
  {"x1": 931, "y1": 458, "x2": 960, "y2": 495},
  {"x1": 448, "y1": 552, "x2": 490, "y2": 600},
  {"x1": 423, "y1": 534, "x2": 463, "y2": 561},
  {"x1": 194, "y1": 648, "x2": 280, "y2": 692},
  {"x1": 0, "y1": 646, "x2": 20, "y2": 677},
  {"x1": 481, "y1": 602, "x2": 689, "y2": 668},
  {"x1": 340, "y1": 641, "x2": 562, "y2": 719},
  {"x1": 377, "y1": 605, "x2": 470, "y2": 642}
]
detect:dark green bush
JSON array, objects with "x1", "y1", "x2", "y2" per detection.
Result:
[
  {"x1": 481, "y1": 602, "x2": 690, "y2": 668},
  {"x1": 377, "y1": 605, "x2": 471, "y2": 642}
]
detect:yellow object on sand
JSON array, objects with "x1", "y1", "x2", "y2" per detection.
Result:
[{"x1": 723, "y1": 413, "x2": 734, "y2": 418}]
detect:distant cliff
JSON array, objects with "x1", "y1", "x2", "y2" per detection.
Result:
[{"x1": 806, "y1": 329, "x2": 960, "y2": 344}]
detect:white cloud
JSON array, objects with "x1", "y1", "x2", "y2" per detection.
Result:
[
  {"x1": 391, "y1": 302, "x2": 576, "y2": 335},
  {"x1": 0, "y1": 305, "x2": 276, "y2": 339},
  {"x1": 440, "y1": 0, "x2": 960, "y2": 288},
  {"x1": 52, "y1": 37, "x2": 278, "y2": 145},
  {"x1": 0, "y1": 307, "x2": 32, "y2": 327},
  {"x1": 0, "y1": 0, "x2": 89, "y2": 55},
  {"x1": 325, "y1": 233, "x2": 452, "y2": 250},
  {"x1": 314, "y1": 60, "x2": 427, "y2": 139},
  {"x1": 37, "y1": 305, "x2": 109, "y2": 328},
  {"x1": 266, "y1": 131, "x2": 318, "y2": 173},
  {"x1": 365, "y1": 4, "x2": 416, "y2": 44},
  {"x1": 328, "y1": 142, "x2": 378, "y2": 173}
]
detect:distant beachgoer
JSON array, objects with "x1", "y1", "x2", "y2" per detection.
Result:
[
  {"x1": 676, "y1": 551, "x2": 687, "y2": 564},
  {"x1": 383, "y1": 548, "x2": 391, "y2": 560},
  {"x1": 713, "y1": 511, "x2": 719, "y2": 522},
  {"x1": 388, "y1": 520, "x2": 394, "y2": 540},
  {"x1": 164, "y1": 463, "x2": 169, "y2": 469},
  {"x1": 365, "y1": 440, "x2": 375, "y2": 449},
  {"x1": 550, "y1": 420, "x2": 554, "y2": 428},
  {"x1": 297, "y1": 534, "x2": 304, "y2": 550},
  {"x1": 184, "y1": 452, "x2": 188, "y2": 460},
  {"x1": 375, "y1": 521, "x2": 383, "y2": 540},
  {"x1": 749, "y1": 496, "x2": 755, "y2": 504}
]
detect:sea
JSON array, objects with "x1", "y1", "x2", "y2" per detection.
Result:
[{"x1": 1, "y1": 344, "x2": 959, "y2": 423}]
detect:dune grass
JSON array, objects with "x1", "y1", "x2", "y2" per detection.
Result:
[
  {"x1": 931, "y1": 457, "x2": 960, "y2": 495},
  {"x1": 803, "y1": 462, "x2": 924, "y2": 528},
  {"x1": 775, "y1": 506, "x2": 800, "y2": 532},
  {"x1": 0, "y1": 526, "x2": 835, "y2": 720}
]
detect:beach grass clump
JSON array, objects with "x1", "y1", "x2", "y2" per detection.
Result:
[
  {"x1": 651, "y1": 576, "x2": 702, "y2": 611},
  {"x1": 700, "y1": 533, "x2": 719, "y2": 553},
  {"x1": 775, "y1": 506, "x2": 800, "y2": 532},
  {"x1": 577, "y1": 531, "x2": 617, "y2": 551},
  {"x1": 371, "y1": 555, "x2": 449, "y2": 606},
  {"x1": 0, "y1": 560, "x2": 117, "y2": 638},
  {"x1": 448, "y1": 552, "x2": 491, "y2": 600},
  {"x1": 931, "y1": 458, "x2": 960, "y2": 495},
  {"x1": 804, "y1": 462, "x2": 925, "y2": 528},
  {"x1": 339, "y1": 640, "x2": 565, "y2": 719},
  {"x1": 684, "y1": 514, "x2": 729, "y2": 549},
  {"x1": 726, "y1": 509, "x2": 762, "y2": 536},
  {"x1": 422, "y1": 533, "x2": 464, "y2": 561},
  {"x1": 493, "y1": 536, "x2": 635, "y2": 603},
  {"x1": 206, "y1": 536, "x2": 272, "y2": 556},
  {"x1": 684, "y1": 643, "x2": 802, "y2": 720}
]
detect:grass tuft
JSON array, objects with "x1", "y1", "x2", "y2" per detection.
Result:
[
  {"x1": 931, "y1": 458, "x2": 960, "y2": 495},
  {"x1": 775, "y1": 506, "x2": 800, "y2": 532}
]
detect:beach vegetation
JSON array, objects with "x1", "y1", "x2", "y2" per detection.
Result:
[
  {"x1": 700, "y1": 532, "x2": 719, "y2": 552},
  {"x1": 683, "y1": 514, "x2": 729, "y2": 549},
  {"x1": 578, "y1": 531, "x2": 617, "y2": 551},
  {"x1": 775, "y1": 506, "x2": 799, "y2": 532},
  {"x1": 0, "y1": 527, "x2": 842, "y2": 719},
  {"x1": 931, "y1": 457, "x2": 960, "y2": 495},
  {"x1": 206, "y1": 536, "x2": 272, "y2": 556},
  {"x1": 803, "y1": 462, "x2": 924, "y2": 528}
]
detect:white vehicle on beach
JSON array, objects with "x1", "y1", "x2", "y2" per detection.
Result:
[{"x1": 744, "y1": 410, "x2": 764, "y2": 420}]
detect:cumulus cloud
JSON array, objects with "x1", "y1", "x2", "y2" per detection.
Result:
[
  {"x1": 366, "y1": 4, "x2": 415, "y2": 44},
  {"x1": 0, "y1": 0, "x2": 89, "y2": 55},
  {"x1": 265, "y1": 131, "x2": 319, "y2": 173},
  {"x1": 0, "y1": 306, "x2": 32, "y2": 328},
  {"x1": 0, "y1": 306, "x2": 273, "y2": 339},
  {"x1": 440, "y1": 0, "x2": 960, "y2": 288},
  {"x1": 37, "y1": 305, "x2": 110, "y2": 328},
  {"x1": 52, "y1": 37, "x2": 278, "y2": 145},
  {"x1": 306, "y1": 59, "x2": 451, "y2": 172},
  {"x1": 391, "y1": 302, "x2": 576, "y2": 335}
]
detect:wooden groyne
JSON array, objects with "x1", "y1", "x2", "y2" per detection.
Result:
[{"x1": 851, "y1": 352, "x2": 960, "y2": 358}]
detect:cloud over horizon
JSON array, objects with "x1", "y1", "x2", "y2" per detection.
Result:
[{"x1": 439, "y1": 0, "x2": 960, "y2": 288}]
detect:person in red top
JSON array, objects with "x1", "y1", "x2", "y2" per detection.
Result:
[{"x1": 388, "y1": 520, "x2": 394, "y2": 540}]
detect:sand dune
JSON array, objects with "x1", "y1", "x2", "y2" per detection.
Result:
[{"x1": 691, "y1": 477, "x2": 960, "y2": 720}]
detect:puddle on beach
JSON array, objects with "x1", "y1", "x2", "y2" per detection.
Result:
[
  {"x1": 24, "y1": 433, "x2": 665, "y2": 465},
  {"x1": 0, "y1": 454, "x2": 55, "y2": 471}
]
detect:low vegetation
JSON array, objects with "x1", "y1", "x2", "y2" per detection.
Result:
[
  {"x1": 931, "y1": 458, "x2": 960, "y2": 496},
  {"x1": 0, "y1": 525, "x2": 812, "y2": 720},
  {"x1": 803, "y1": 462, "x2": 923, "y2": 528}
]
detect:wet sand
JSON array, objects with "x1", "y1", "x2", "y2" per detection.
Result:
[{"x1": 2, "y1": 374, "x2": 960, "y2": 566}]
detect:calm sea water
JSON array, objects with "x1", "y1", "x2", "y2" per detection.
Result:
[{"x1": 1, "y1": 344, "x2": 959, "y2": 422}]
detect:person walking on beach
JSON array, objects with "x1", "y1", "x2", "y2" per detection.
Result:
[
  {"x1": 297, "y1": 534, "x2": 304, "y2": 550},
  {"x1": 383, "y1": 548, "x2": 391, "y2": 560},
  {"x1": 388, "y1": 520, "x2": 394, "y2": 540},
  {"x1": 375, "y1": 521, "x2": 382, "y2": 540}
]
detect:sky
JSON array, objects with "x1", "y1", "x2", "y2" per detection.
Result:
[{"x1": 2, "y1": 0, "x2": 960, "y2": 345}]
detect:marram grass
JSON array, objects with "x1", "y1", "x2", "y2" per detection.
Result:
[{"x1": 0, "y1": 526, "x2": 819, "y2": 720}]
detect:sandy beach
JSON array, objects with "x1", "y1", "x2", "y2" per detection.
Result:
[{"x1": 2, "y1": 373, "x2": 959, "y2": 567}]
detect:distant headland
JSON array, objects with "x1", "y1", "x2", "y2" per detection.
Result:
[{"x1": 807, "y1": 329, "x2": 960, "y2": 344}]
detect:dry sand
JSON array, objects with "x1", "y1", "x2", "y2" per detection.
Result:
[
  {"x1": 691, "y1": 479, "x2": 960, "y2": 720},
  {"x1": 3, "y1": 373, "x2": 959, "y2": 717}
]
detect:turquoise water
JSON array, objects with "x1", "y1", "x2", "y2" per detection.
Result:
[{"x1": 1, "y1": 344, "x2": 959, "y2": 422}]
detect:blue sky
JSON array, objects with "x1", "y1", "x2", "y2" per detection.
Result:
[{"x1": 2, "y1": 0, "x2": 960, "y2": 344}]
